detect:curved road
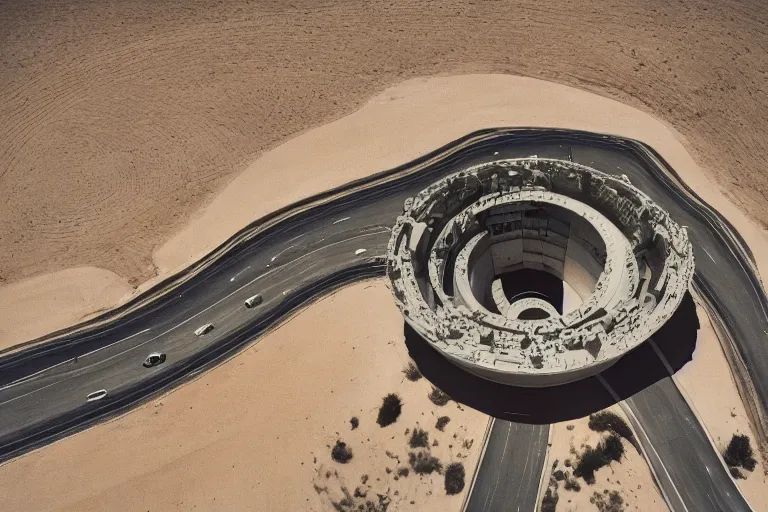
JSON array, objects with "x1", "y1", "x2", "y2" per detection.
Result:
[{"x1": 0, "y1": 130, "x2": 764, "y2": 511}]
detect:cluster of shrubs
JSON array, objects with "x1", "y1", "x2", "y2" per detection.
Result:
[
  {"x1": 590, "y1": 490, "x2": 624, "y2": 512},
  {"x1": 574, "y1": 434, "x2": 624, "y2": 484},
  {"x1": 330, "y1": 486, "x2": 391, "y2": 512},
  {"x1": 329, "y1": 382, "x2": 467, "y2": 499}
]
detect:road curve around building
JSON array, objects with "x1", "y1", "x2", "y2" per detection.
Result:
[{"x1": 0, "y1": 129, "x2": 763, "y2": 511}]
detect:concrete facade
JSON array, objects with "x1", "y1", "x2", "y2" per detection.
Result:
[{"x1": 387, "y1": 158, "x2": 694, "y2": 387}]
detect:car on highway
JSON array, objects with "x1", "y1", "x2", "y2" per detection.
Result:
[
  {"x1": 143, "y1": 352, "x2": 166, "y2": 368},
  {"x1": 194, "y1": 323, "x2": 214, "y2": 336},
  {"x1": 244, "y1": 294, "x2": 263, "y2": 308},
  {"x1": 86, "y1": 389, "x2": 108, "y2": 402}
]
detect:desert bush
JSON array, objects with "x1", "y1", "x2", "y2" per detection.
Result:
[
  {"x1": 429, "y1": 387, "x2": 451, "y2": 406},
  {"x1": 444, "y1": 462, "x2": 466, "y2": 495},
  {"x1": 402, "y1": 362, "x2": 422, "y2": 381},
  {"x1": 574, "y1": 446, "x2": 604, "y2": 484},
  {"x1": 600, "y1": 434, "x2": 624, "y2": 462},
  {"x1": 588, "y1": 411, "x2": 634, "y2": 442},
  {"x1": 377, "y1": 393, "x2": 403, "y2": 427},
  {"x1": 591, "y1": 490, "x2": 624, "y2": 512},
  {"x1": 436, "y1": 416, "x2": 451, "y2": 431},
  {"x1": 409, "y1": 428, "x2": 429, "y2": 448},
  {"x1": 564, "y1": 476, "x2": 582, "y2": 492},
  {"x1": 409, "y1": 451, "x2": 443, "y2": 474},
  {"x1": 331, "y1": 440, "x2": 353, "y2": 463},
  {"x1": 350, "y1": 416, "x2": 359, "y2": 430},
  {"x1": 332, "y1": 486, "x2": 391, "y2": 512},
  {"x1": 541, "y1": 487, "x2": 559, "y2": 512},
  {"x1": 723, "y1": 434, "x2": 757, "y2": 471},
  {"x1": 729, "y1": 466, "x2": 745, "y2": 479},
  {"x1": 397, "y1": 467, "x2": 410, "y2": 477}
]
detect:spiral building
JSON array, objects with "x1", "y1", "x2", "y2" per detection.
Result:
[{"x1": 387, "y1": 158, "x2": 694, "y2": 387}]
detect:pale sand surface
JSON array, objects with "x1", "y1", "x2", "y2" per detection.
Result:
[
  {"x1": 0, "y1": 280, "x2": 488, "y2": 511},
  {"x1": 543, "y1": 405, "x2": 668, "y2": 512},
  {"x1": 675, "y1": 304, "x2": 768, "y2": 506},
  {"x1": 0, "y1": 267, "x2": 134, "y2": 350},
  {"x1": 6, "y1": 74, "x2": 768, "y2": 353}
]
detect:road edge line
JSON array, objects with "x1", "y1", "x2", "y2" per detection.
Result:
[
  {"x1": 534, "y1": 423, "x2": 553, "y2": 512},
  {"x1": 461, "y1": 416, "x2": 495, "y2": 512}
]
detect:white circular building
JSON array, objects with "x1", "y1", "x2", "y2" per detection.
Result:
[{"x1": 387, "y1": 158, "x2": 694, "y2": 387}]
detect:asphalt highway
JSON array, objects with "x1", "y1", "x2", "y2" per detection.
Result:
[
  {"x1": 0, "y1": 129, "x2": 763, "y2": 511},
  {"x1": 464, "y1": 421, "x2": 549, "y2": 512}
]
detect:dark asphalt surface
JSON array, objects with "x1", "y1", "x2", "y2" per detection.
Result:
[
  {"x1": 464, "y1": 421, "x2": 549, "y2": 512},
  {"x1": 0, "y1": 129, "x2": 763, "y2": 511}
]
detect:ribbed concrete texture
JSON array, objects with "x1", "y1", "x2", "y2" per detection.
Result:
[{"x1": 387, "y1": 158, "x2": 694, "y2": 386}]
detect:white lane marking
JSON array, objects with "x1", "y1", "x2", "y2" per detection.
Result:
[
  {"x1": 229, "y1": 265, "x2": 251, "y2": 282},
  {"x1": 702, "y1": 247, "x2": 717, "y2": 263},
  {"x1": 2, "y1": 230, "x2": 388, "y2": 404},
  {"x1": 333, "y1": 217, "x2": 350, "y2": 225},
  {"x1": 648, "y1": 339, "x2": 675, "y2": 375},
  {"x1": 270, "y1": 245, "x2": 295, "y2": 262},
  {"x1": 0, "y1": 329, "x2": 151, "y2": 392},
  {"x1": 483, "y1": 421, "x2": 512, "y2": 511},
  {"x1": 493, "y1": 151, "x2": 499, "y2": 155},
  {"x1": 355, "y1": 248, "x2": 367, "y2": 255}
]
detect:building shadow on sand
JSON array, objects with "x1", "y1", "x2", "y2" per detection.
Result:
[{"x1": 403, "y1": 291, "x2": 699, "y2": 424}]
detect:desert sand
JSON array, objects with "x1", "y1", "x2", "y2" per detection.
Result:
[
  {"x1": 542, "y1": 405, "x2": 668, "y2": 512},
  {"x1": 0, "y1": 280, "x2": 488, "y2": 511},
  {"x1": 3, "y1": 0, "x2": 768, "y2": 347},
  {"x1": 675, "y1": 303, "x2": 768, "y2": 507}
]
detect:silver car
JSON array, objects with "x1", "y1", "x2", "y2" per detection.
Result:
[
  {"x1": 143, "y1": 352, "x2": 166, "y2": 368},
  {"x1": 244, "y1": 294, "x2": 263, "y2": 308},
  {"x1": 194, "y1": 323, "x2": 214, "y2": 336}
]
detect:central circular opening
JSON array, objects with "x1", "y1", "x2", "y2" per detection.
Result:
[
  {"x1": 517, "y1": 307, "x2": 551, "y2": 320},
  {"x1": 465, "y1": 201, "x2": 607, "y2": 319}
]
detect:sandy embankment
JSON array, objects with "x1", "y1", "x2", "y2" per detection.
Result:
[
  {"x1": 0, "y1": 281, "x2": 488, "y2": 511},
  {"x1": 5, "y1": 74, "x2": 768, "y2": 352},
  {"x1": 675, "y1": 304, "x2": 767, "y2": 507},
  {"x1": 542, "y1": 405, "x2": 668, "y2": 512}
]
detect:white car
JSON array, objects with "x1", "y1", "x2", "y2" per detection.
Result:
[
  {"x1": 143, "y1": 352, "x2": 166, "y2": 368},
  {"x1": 244, "y1": 294, "x2": 263, "y2": 308},
  {"x1": 194, "y1": 323, "x2": 214, "y2": 336},
  {"x1": 86, "y1": 389, "x2": 108, "y2": 402}
]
